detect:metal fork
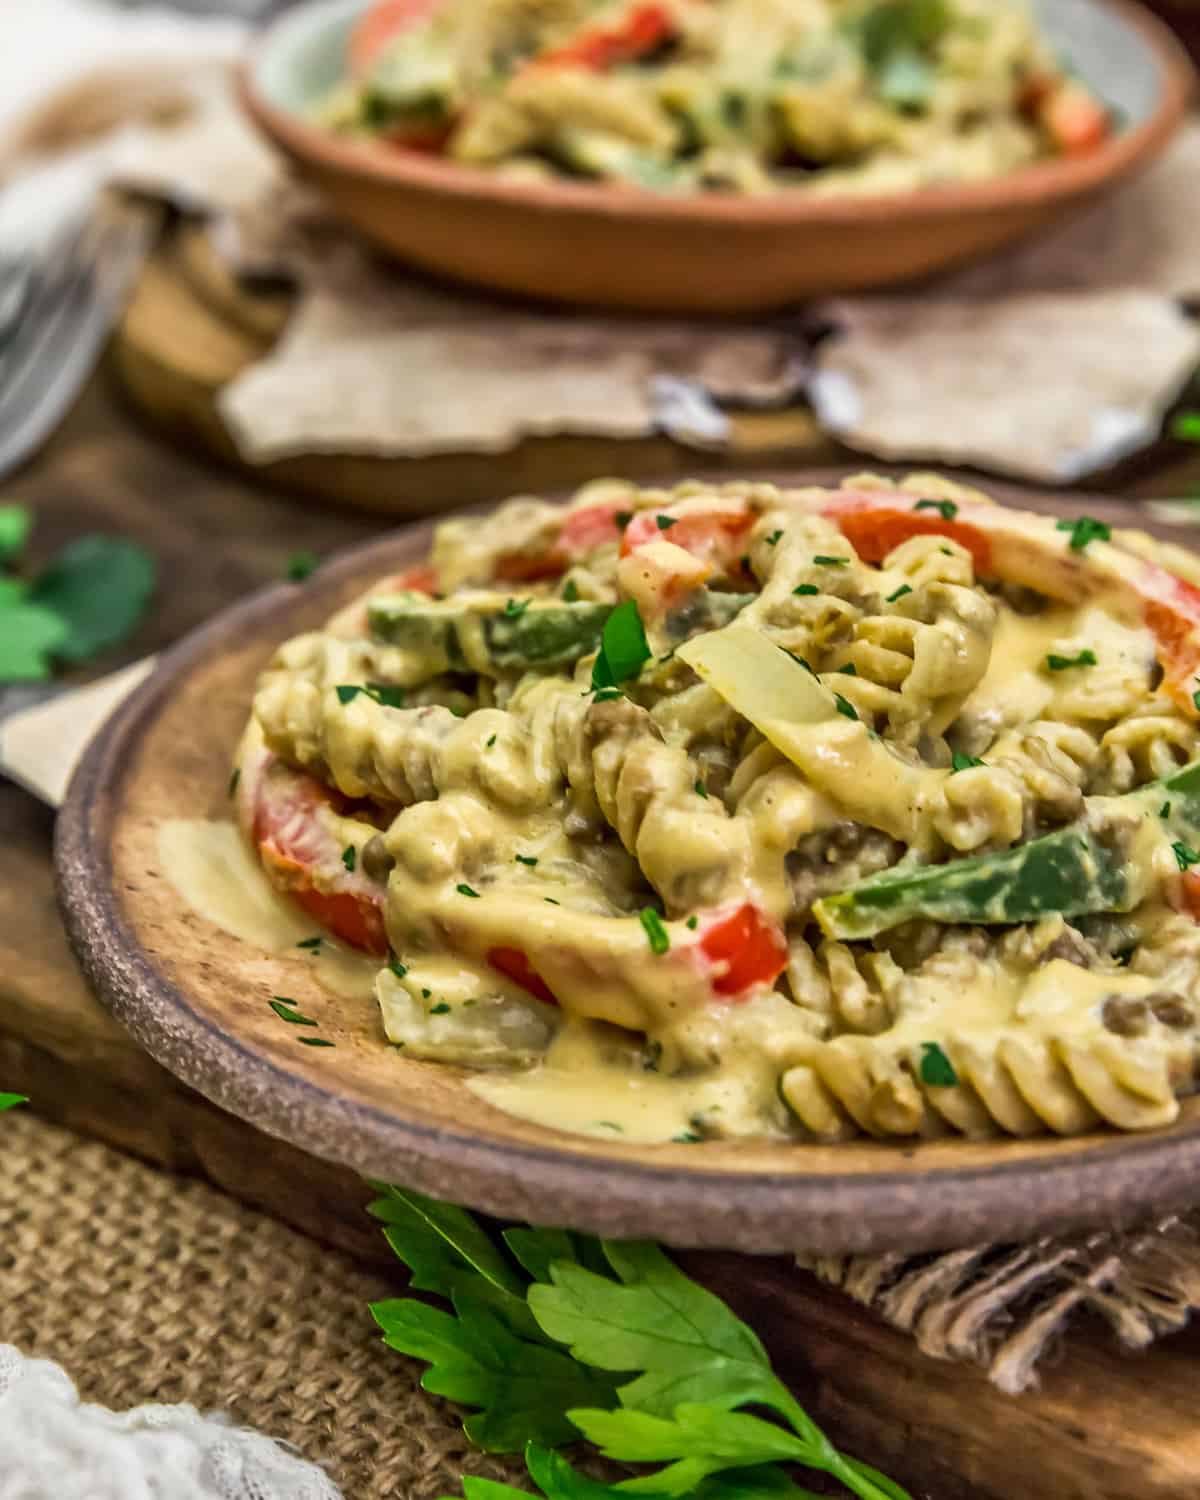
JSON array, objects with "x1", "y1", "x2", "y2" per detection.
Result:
[{"x1": 0, "y1": 192, "x2": 157, "y2": 483}]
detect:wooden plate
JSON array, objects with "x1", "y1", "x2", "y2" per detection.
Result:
[
  {"x1": 238, "y1": 0, "x2": 1192, "y2": 313},
  {"x1": 55, "y1": 479, "x2": 1200, "y2": 1255}
]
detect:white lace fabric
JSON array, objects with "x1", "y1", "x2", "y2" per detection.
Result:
[{"x1": 0, "y1": 1346, "x2": 343, "y2": 1500}]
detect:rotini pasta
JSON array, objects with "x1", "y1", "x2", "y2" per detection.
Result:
[{"x1": 235, "y1": 471, "x2": 1200, "y2": 1146}]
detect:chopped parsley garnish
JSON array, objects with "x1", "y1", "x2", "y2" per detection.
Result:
[
  {"x1": 639, "y1": 907, "x2": 670, "y2": 955},
  {"x1": 227, "y1": 768, "x2": 240, "y2": 798},
  {"x1": 793, "y1": 583, "x2": 820, "y2": 596},
  {"x1": 833, "y1": 693, "x2": 859, "y2": 721},
  {"x1": 614, "y1": 510, "x2": 633, "y2": 530},
  {"x1": 269, "y1": 998, "x2": 317, "y2": 1026},
  {"x1": 951, "y1": 751, "x2": 985, "y2": 773},
  {"x1": 285, "y1": 550, "x2": 318, "y2": 582},
  {"x1": 655, "y1": 515, "x2": 678, "y2": 531},
  {"x1": 456, "y1": 883, "x2": 480, "y2": 898},
  {"x1": 544, "y1": 897, "x2": 560, "y2": 906},
  {"x1": 765, "y1": 530, "x2": 783, "y2": 546},
  {"x1": 1046, "y1": 650, "x2": 1097, "y2": 671},
  {"x1": 1193, "y1": 689, "x2": 1200, "y2": 715},
  {"x1": 0, "y1": 1093, "x2": 28, "y2": 1111},
  {"x1": 1173, "y1": 841, "x2": 1200, "y2": 871},
  {"x1": 886, "y1": 584, "x2": 913, "y2": 603},
  {"x1": 914, "y1": 499, "x2": 958, "y2": 520},
  {"x1": 595, "y1": 1120, "x2": 624, "y2": 1132},
  {"x1": 341, "y1": 846, "x2": 357, "y2": 872},
  {"x1": 298, "y1": 1037, "x2": 335, "y2": 1048},
  {"x1": 296, "y1": 936, "x2": 323, "y2": 951},
  {"x1": 837, "y1": 663, "x2": 858, "y2": 676},
  {"x1": 1161, "y1": 802, "x2": 1172, "y2": 818},
  {"x1": 685, "y1": 915, "x2": 699, "y2": 930},
  {"x1": 421, "y1": 988, "x2": 432, "y2": 999},
  {"x1": 919, "y1": 1041, "x2": 958, "y2": 1087},
  {"x1": 813, "y1": 555, "x2": 848, "y2": 567},
  {"x1": 591, "y1": 598, "x2": 650, "y2": 693},
  {"x1": 1056, "y1": 516, "x2": 1111, "y2": 551},
  {"x1": 503, "y1": 597, "x2": 531, "y2": 618},
  {"x1": 672, "y1": 1131, "x2": 703, "y2": 1144},
  {"x1": 1171, "y1": 410, "x2": 1200, "y2": 442},
  {"x1": 694, "y1": 780, "x2": 708, "y2": 798},
  {"x1": 562, "y1": 579, "x2": 579, "y2": 602},
  {"x1": 336, "y1": 682, "x2": 406, "y2": 708},
  {"x1": 430, "y1": 1002, "x2": 451, "y2": 1015},
  {"x1": 515, "y1": 854, "x2": 539, "y2": 866},
  {"x1": 388, "y1": 957, "x2": 408, "y2": 978},
  {"x1": 486, "y1": 733, "x2": 497, "y2": 747}
]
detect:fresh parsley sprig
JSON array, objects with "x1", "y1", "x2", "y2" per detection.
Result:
[
  {"x1": 0, "y1": 1092, "x2": 28, "y2": 1112},
  {"x1": 371, "y1": 1187, "x2": 911, "y2": 1500}
]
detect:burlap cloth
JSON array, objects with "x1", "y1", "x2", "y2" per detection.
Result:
[{"x1": 0, "y1": 1108, "x2": 521, "y2": 1500}]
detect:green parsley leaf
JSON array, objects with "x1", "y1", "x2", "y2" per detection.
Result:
[
  {"x1": 656, "y1": 515, "x2": 678, "y2": 531},
  {"x1": 0, "y1": 601, "x2": 68, "y2": 680},
  {"x1": 886, "y1": 584, "x2": 913, "y2": 603},
  {"x1": 298, "y1": 1037, "x2": 336, "y2": 1047},
  {"x1": 562, "y1": 580, "x2": 579, "y2": 602},
  {"x1": 286, "y1": 550, "x2": 319, "y2": 582},
  {"x1": 269, "y1": 998, "x2": 318, "y2": 1027},
  {"x1": 833, "y1": 694, "x2": 859, "y2": 721},
  {"x1": 950, "y1": 751, "x2": 985, "y2": 773},
  {"x1": 337, "y1": 682, "x2": 407, "y2": 708},
  {"x1": 614, "y1": 511, "x2": 633, "y2": 531},
  {"x1": 812, "y1": 555, "x2": 848, "y2": 567},
  {"x1": 336, "y1": 684, "x2": 363, "y2": 704},
  {"x1": 1056, "y1": 516, "x2": 1111, "y2": 551},
  {"x1": 458, "y1": 883, "x2": 481, "y2": 898},
  {"x1": 430, "y1": 1002, "x2": 452, "y2": 1015},
  {"x1": 0, "y1": 505, "x2": 30, "y2": 562},
  {"x1": 1193, "y1": 690, "x2": 1200, "y2": 715},
  {"x1": 369, "y1": 1189, "x2": 619, "y2": 1450},
  {"x1": 228, "y1": 767, "x2": 241, "y2": 798},
  {"x1": 792, "y1": 584, "x2": 819, "y2": 597},
  {"x1": 515, "y1": 854, "x2": 539, "y2": 867},
  {"x1": 1173, "y1": 841, "x2": 1200, "y2": 871},
  {"x1": 592, "y1": 599, "x2": 650, "y2": 692},
  {"x1": 1161, "y1": 802, "x2": 1172, "y2": 819},
  {"x1": 672, "y1": 1132, "x2": 703, "y2": 1145},
  {"x1": 389, "y1": 957, "x2": 408, "y2": 978},
  {"x1": 1171, "y1": 411, "x2": 1200, "y2": 443},
  {"x1": 837, "y1": 663, "x2": 858, "y2": 677},
  {"x1": 544, "y1": 897, "x2": 561, "y2": 906},
  {"x1": 0, "y1": 1092, "x2": 28, "y2": 1111},
  {"x1": 486, "y1": 734, "x2": 498, "y2": 747},
  {"x1": 639, "y1": 908, "x2": 670, "y2": 955},
  {"x1": 685, "y1": 915, "x2": 699, "y2": 931},
  {"x1": 296, "y1": 936, "x2": 323, "y2": 950},
  {"x1": 919, "y1": 1042, "x2": 958, "y2": 1087},
  {"x1": 342, "y1": 846, "x2": 357, "y2": 872},
  {"x1": 27, "y1": 536, "x2": 156, "y2": 664},
  {"x1": 765, "y1": 530, "x2": 783, "y2": 546},
  {"x1": 914, "y1": 499, "x2": 957, "y2": 520},
  {"x1": 504, "y1": 598, "x2": 531, "y2": 618},
  {"x1": 1046, "y1": 650, "x2": 1097, "y2": 672},
  {"x1": 694, "y1": 781, "x2": 708, "y2": 798}
]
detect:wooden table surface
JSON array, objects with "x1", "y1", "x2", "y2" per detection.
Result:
[{"x1": 9, "y1": 352, "x2": 1200, "y2": 1500}]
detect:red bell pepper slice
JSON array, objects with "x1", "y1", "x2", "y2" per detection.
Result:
[
  {"x1": 246, "y1": 752, "x2": 389, "y2": 955},
  {"x1": 494, "y1": 502, "x2": 626, "y2": 582},
  {"x1": 348, "y1": 0, "x2": 446, "y2": 75},
  {"x1": 487, "y1": 946, "x2": 559, "y2": 1006},
  {"x1": 695, "y1": 903, "x2": 788, "y2": 999},
  {"x1": 533, "y1": 3, "x2": 673, "y2": 72}
]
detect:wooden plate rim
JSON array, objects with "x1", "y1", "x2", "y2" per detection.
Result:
[{"x1": 54, "y1": 484, "x2": 1200, "y2": 1253}]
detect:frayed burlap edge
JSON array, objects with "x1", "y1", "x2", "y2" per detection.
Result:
[{"x1": 799, "y1": 1214, "x2": 1200, "y2": 1393}]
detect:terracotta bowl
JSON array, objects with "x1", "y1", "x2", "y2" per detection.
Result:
[{"x1": 240, "y1": 0, "x2": 1192, "y2": 314}]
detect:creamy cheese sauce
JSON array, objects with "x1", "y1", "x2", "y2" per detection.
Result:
[{"x1": 156, "y1": 819, "x2": 379, "y2": 1001}]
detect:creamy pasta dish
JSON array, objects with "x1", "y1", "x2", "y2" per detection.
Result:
[
  {"x1": 237, "y1": 472, "x2": 1200, "y2": 1144},
  {"x1": 319, "y1": 0, "x2": 1113, "y2": 194}
]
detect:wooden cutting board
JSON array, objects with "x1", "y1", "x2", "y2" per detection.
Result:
[{"x1": 110, "y1": 221, "x2": 839, "y2": 517}]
